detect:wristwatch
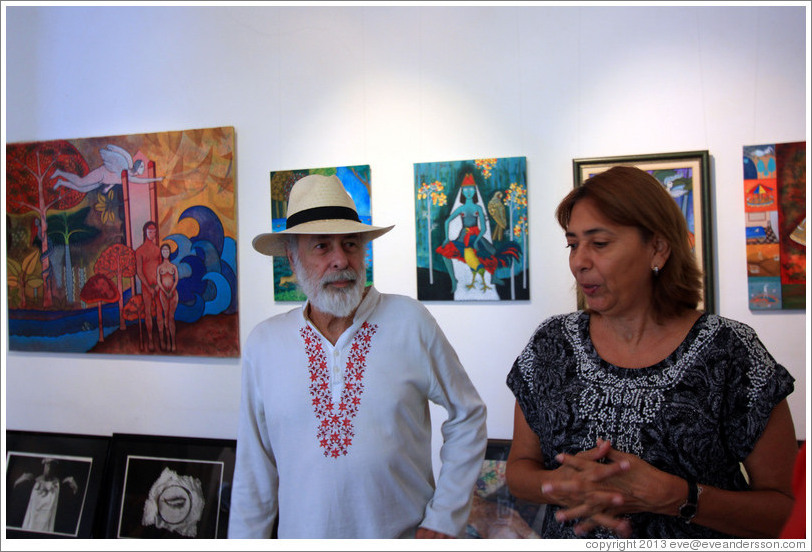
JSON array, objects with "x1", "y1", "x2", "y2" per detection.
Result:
[{"x1": 678, "y1": 478, "x2": 702, "y2": 523}]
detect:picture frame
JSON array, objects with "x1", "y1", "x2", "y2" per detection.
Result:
[
  {"x1": 101, "y1": 433, "x2": 236, "y2": 539},
  {"x1": 6, "y1": 127, "x2": 239, "y2": 357},
  {"x1": 465, "y1": 439, "x2": 546, "y2": 538},
  {"x1": 743, "y1": 141, "x2": 806, "y2": 310},
  {"x1": 5, "y1": 430, "x2": 110, "y2": 538},
  {"x1": 573, "y1": 150, "x2": 715, "y2": 313},
  {"x1": 414, "y1": 157, "x2": 529, "y2": 302}
]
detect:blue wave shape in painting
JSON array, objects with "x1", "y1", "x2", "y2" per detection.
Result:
[
  {"x1": 175, "y1": 294, "x2": 205, "y2": 323},
  {"x1": 177, "y1": 254, "x2": 208, "y2": 303},
  {"x1": 180, "y1": 205, "x2": 225, "y2": 255},
  {"x1": 220, "y1": 249, "x2": 239, "y2": 314},
  {"x1": 222, "y1": 237, "x2": 237, "y2": 274},
  {"x1": 164, "y1": 206, "x2": 237, "y2": 324},
  {"x1": 165, "y1": 234, "x2": 195, "y2": 279},
  {"x1": 202, "y1": 273, "x2": 232, "y2": 316},
  {"x1": 192, "y1": 239, "x2": 222, "y2": 273}
]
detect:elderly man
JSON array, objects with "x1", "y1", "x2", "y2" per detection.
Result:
[{"x1": 229, "y1": 174, "x2": 487, "y2": 539}]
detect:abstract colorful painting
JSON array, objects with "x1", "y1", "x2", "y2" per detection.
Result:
[
  {"x1": 270, "y1": 165, "x2": 375, "y2": 302},
  {"x1": 5, "y1": 127, "x2": 239, "y2": 356},
  {"x1": 743, "y1": 142, "x2": 806, "y2": 310},
  {"x1": 414, "y1": 157, "x2": 528, "y2": 301}
]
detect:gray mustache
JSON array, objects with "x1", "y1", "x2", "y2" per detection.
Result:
[{"x1": 321, "y1": 269, "x2": 358, "y2": 285}]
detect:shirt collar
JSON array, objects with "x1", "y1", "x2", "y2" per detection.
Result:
[{"x1": 299, "y1": 286, "x2": 381, "y2": 345}]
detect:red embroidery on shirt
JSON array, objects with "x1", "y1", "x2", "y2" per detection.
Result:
[{"x1": 300, "y1": 322, "x2": 377, "y2": 458}]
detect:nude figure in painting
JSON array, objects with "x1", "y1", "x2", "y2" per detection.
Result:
[
  {"x1": 135, "y1": 221, "x2": 165, "y2": 351},
  {"x1": 156, "y1": 243, "x2": 179, "y2": 352}
]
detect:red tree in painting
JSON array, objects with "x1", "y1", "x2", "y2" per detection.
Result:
[
  {"x1": 122, "y1": 294, "x2": 146, "y2": 350},
  {"x1": 6, "y1": 141, "x2": 88, "y2": 308},
  {"x1": 94, "y1": 243, "x2": 137, "y2": 330},
  {"x1": 80, "y1": 273, "x2": 120, "y2": 343}
]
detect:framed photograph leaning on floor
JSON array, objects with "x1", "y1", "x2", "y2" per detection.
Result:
[
  {"x1": 573, "y1": 150, "x2": 714, "y2": 313},
  {"x1": 101, "y1": 433, "x2": 236, "y2": 539},
  {"x1": 5, "y1": 430, "x2": 110, "y2": 538}
]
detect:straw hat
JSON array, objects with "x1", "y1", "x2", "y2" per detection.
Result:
[{"x1": 252, "y1": 174, "x2": 394, "y2": 257}]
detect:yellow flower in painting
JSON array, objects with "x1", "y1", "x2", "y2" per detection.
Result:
[
  {"x1": 95, "y1": 190, "x2": 118, "y2": 224},
  {"x1": 431, "y1": 190, "x2": 447, "y2": 206},
  {"x1": 504, "y1": 182, "x2": 527, "y2": 207},
  {"x1": 475, "y1": 158, "x2": 498, "y2": 179},
  {"x1": 514, "y1": 216, "x2": 527, "y2": 238},
  {"x1": 417, "y1": 183, "x2": 429, "y2": 200},
  {"x1": 418, "y1": 181, "x2": 447, "y2": 206}
]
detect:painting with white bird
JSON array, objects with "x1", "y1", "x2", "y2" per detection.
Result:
[{"x1": 5, "y1": 126, "x2": 239, "y2": 357}]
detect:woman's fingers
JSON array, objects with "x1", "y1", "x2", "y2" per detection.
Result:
[
  {"x1": 555, "y1": 451, "x2": 630, "y2": 482},
  {"x1": 573, "y1": 514, "x2": 633, "y2": 538},
  {"x1": 554, "y1": 489, "x2": 624, "y2": 521}
]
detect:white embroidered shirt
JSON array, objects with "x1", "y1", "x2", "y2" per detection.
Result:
[{"x1": 228, "y1": 287, "x2": 487, "y2": 538}]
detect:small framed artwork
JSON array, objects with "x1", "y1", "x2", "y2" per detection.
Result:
[
  {"x1": 573, "y1": 150, "x2": 714, "y2": 313},
  {"x1": 102, "y1": 433, "x2": 236, "y2": 539},
  {"x1": 465, "y1": 439, "x2": 545, "y2": 538},
  {"x1": 5, "y1": 430, "x2": 110, "y2": 538}
]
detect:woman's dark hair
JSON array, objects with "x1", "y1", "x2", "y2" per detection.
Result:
[{"x1": 555, "y1": 165, "x2": 703, "y2": 321}]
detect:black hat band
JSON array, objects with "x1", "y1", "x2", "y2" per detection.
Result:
[{"x1": 285, "y1": 206, "x2": 361, "y2": 229}]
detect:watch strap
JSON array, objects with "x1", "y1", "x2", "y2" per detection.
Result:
[{"x1": 678, "y1": 478, "x2": 700, "y2": 523}]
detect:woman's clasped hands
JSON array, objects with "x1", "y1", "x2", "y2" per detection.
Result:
[{"x1": 542, "y1": 438, "x2": 683, "y2": 538}]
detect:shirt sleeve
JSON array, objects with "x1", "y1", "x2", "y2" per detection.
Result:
[
  {"x1": 720, "y1": 320, "x2": 795, "y2": 462},
  {"x1": 506, "y1": 317, "x2": 557, "y2": 428},
  {"x1": 419, "y1": 314, "x2": 487, "y2": 537},
  {"x1": 228, "y1": 332, "x2": 279, "y2": 538}
]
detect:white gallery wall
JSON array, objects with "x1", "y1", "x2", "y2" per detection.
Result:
[{"x1": 3, "y1": 4, "x2": 809, "y2": 460}]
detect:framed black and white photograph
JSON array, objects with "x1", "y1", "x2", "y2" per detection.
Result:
[
  {"x1": 573, "y1": 150, "x2": 715, "y2": 313},
  {"x1": 102, "y1": 433, "x2": 235, "y2": 539},
  {"x1": 5, "y1": 430, "x2": 110, "y2": 538},
  {"x1": 465, "y1": 439, "x2": 546, "y2": 538}
]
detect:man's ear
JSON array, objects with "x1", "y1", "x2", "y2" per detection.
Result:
[{"x1": 286, "y1": 238, "x2": 298, "y2": 273}]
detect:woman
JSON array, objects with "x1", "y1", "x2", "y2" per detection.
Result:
[
  {"x1": 156, "y1": 243, "x2": 179, "y2": 352},
  {"x1": 505, "y1": 166, "x2": 797, "y2": 538},
  {"x1": 436, "y1": 172, "x2": 518, "y2": 296}
]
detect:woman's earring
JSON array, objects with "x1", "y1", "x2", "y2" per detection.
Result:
[{"x1": 652, "y1": 266, "x2": 660, "y2": 276}]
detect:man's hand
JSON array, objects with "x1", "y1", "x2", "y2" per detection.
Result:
[{"x1": 416, "y1": 527, "x2": 455, "y2": 538}]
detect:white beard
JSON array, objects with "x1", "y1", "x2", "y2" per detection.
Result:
[{"x1": 292, "y1": 255, "x2": 366, "y2": 318}]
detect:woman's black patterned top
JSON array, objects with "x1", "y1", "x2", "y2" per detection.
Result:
[{"x1": 506, "y1": 311, "x2": 794, "y2": 539}]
